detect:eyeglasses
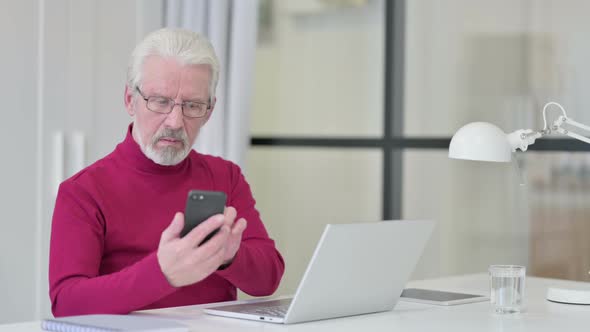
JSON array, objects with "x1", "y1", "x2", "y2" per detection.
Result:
[{"x1": 135, "y1": 87, "x2": 211, "y2": 118}]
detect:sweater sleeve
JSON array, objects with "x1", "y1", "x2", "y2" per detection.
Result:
[
  {"x1": 48, "y1": 181, "x2": 177, "y2": 317},
  {"x1": 215, "y1": 163, "x2": 285, "y2": 296}
]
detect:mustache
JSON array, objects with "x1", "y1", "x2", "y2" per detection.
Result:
[{"x1": 151, "y1": 128, "x2": 188, "y2": 145}]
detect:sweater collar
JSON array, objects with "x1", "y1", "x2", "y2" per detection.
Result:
[{"x1": 117, "y1": 123, "x2": 190, "y2": 174}]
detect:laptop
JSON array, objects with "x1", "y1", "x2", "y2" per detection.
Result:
[{"x1": 204, "y1": 220, "x2": 434, "y2": 324}]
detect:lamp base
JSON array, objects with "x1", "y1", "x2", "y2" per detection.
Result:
[{"x1": 546, "y1": 287, "x2": 590, "y2": 305}]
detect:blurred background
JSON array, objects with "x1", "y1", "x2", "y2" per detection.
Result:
[{"x1": 2, "y1": 0, "x2": 590, "y2": 324}]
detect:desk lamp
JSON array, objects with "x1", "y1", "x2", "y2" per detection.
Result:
[{"x1": 448, "y1": 101, "x2": 590, "y2": 305}]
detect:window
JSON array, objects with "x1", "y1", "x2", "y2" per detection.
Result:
[
  {"x1": 248, "y1": 0, "x2": 590, "y2": 296},
  {"x1": 247, "y1": 0, "x2": 385, "y2": 296}
]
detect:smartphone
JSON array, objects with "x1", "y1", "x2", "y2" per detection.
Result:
[
  {"x1": 400, "y1": 288, "x2": 488, "y2": 306},
  {"x1": 181, "y1": 190, "x2": 227, "y2": 243}
]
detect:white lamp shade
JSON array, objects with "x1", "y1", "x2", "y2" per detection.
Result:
[{"x1": 448, "y1": 122, "x2": 512, "y2": 162}]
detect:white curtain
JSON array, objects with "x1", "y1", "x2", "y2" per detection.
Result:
[{"x1": 164, "y1": 0, "x2": 259, "y2": 168}]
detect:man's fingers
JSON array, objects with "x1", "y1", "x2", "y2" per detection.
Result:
[
  {"x1": 232, "y1": 218, "x2": 247, "y2": 235},
  {"x1": 197, "y1": 224, "x2": 230, "y2": 252},
  {"x1": 160, "y1": 212, "x2": 184, "y2": 243},
  {"x1": 201, "y1": 238, "x2": 231, "y2": 268},
  {"x1": 224, "y1": 206, "x2": 237, "y2": 225},
  {"x1": 183, "y1": 215, "x2": 225, "y2": 247}
]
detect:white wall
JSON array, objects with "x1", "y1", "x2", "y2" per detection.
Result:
[
  {"x1": 0, "y1": 0, "x2": 40, "y2": 323},
  {"x1": 0, "y1": 0, "x2": 163, "y2": 323}
]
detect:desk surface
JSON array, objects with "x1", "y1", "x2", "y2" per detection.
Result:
[{"x1": 4, "y1": 274, "x2": 590, "y2": 331}]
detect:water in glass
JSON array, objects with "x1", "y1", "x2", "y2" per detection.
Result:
[{"x1": 489, "y1": 265, "x2": 525, "y2": 314}]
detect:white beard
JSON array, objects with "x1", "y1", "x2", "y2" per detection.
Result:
[{"x1": 134, "y1": 122, "x2": 192, "y2": 166}]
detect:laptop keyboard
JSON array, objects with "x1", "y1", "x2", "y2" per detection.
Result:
[
  {"x1": 248, "y1": 305, "x2": 289, "y2": 317},
  {"x1": 227, "y1": 299, "x2": 292, "y2": 318}
]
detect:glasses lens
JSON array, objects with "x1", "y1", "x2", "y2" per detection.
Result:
[
  {"x1": 183, "y1": 102, "x2": 208, "y2": 118},
  {"x1": 147, "y1": 97, "x2": 172, "y2": 113}
]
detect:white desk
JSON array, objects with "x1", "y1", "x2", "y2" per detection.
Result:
[{"x1": 3, "y1": 274, "x2": 589, "y2": 331}]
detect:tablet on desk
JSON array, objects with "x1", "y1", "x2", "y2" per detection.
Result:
[{"x1": 400, "y1": 288, "x2": 488, "y2": 306}]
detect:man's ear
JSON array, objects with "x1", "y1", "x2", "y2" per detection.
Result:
[
  {"x1": 124, "y1": 85, "x2": 135, "y2": 116},
  {"x1": 204, "y1": 96, "x2": 217, "y2": 124}
]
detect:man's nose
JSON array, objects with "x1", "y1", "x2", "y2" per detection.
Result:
[{"x1": 164, "y1": 103, "x2": 184, "y2": 129}]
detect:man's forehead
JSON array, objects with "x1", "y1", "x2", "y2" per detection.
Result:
[
  {"x1": 142, "y1": 55, "x2": 211, "y2": 75},
  {"x1": 140, "y1": 57, "x2": 211, "y2": 96}
]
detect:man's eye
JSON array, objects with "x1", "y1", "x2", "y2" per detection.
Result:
[
  {"x1": 152, "y1": 98, "x2": 170, "y2": 106},
  {"x1": 185, "y1": 102, "x2": 205, "y2": 111}
]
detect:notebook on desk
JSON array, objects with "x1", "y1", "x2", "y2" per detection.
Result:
[
  {"x1": 204, "y1": 220, "x2": 435, "y2": 324},
  {"x1": 41, "y1": 314, "x2": 188, "y2": 332}
]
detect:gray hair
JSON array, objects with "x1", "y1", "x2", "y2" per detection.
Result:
[{"x1": 127, "y1": 28, "x2": 220, "y2": 101}]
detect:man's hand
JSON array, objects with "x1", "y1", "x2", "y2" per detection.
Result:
[
  {"x1": 157, "y1": 212, "x2": 230, "y2": 287},
  {"x1": 220, "y1": 207, "x2": 248, "y2": 266}
]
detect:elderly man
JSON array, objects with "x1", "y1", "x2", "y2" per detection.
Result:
[{"x1": 49, "y1": 28, "x2": 284, "y2": 317}]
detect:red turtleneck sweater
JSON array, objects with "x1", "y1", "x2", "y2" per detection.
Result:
[{"x1": 49, "y1": 125, "x2": 284, "y2": 317}]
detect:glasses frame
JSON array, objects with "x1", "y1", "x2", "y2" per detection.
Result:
[{"x1": 135, "y1": 87, "x2": 211, "y2": 118}]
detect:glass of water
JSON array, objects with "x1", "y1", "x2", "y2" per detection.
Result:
[{"x1": 489, "y1": 265, "x2": 526, "y2": 314}]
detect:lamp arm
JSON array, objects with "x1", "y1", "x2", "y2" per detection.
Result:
[
  {"x1": 507, "y1": 129, "x2": 542, "y2": 152},
  {"x1": 552, "y1": 116, "x2": 590, "y2": 144},
  {"x1": 507, "y1": 102, "x2": 590, "y2": 151}
]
